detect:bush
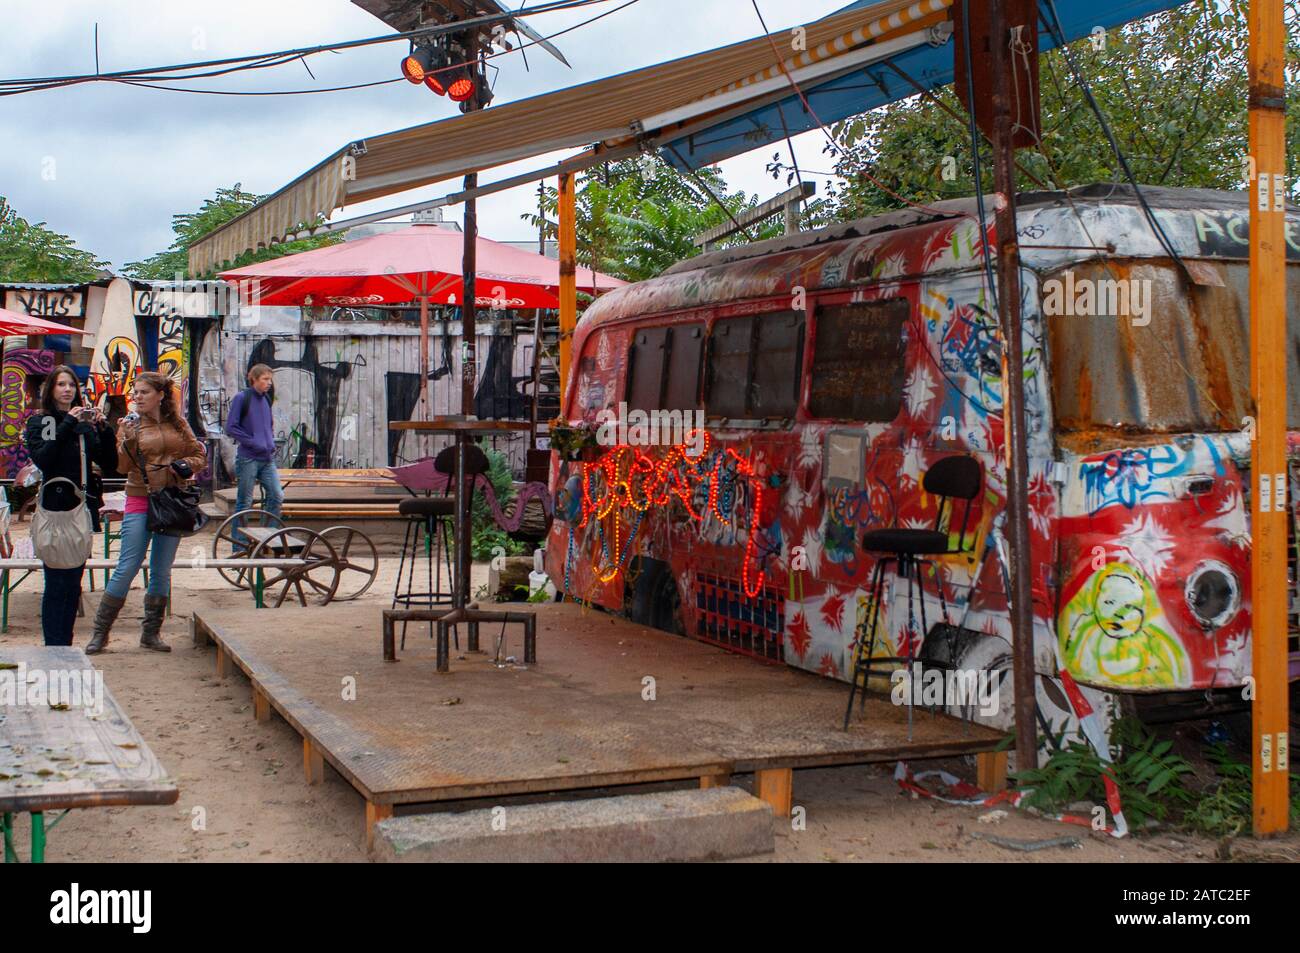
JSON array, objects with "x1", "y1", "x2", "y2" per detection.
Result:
[
  {"x1": 1182, "y1": 744, "x2": 1300, "y2": 836},
  {"x1": 1013, "y1": 717, "x2": 1195, "y2": 829}
]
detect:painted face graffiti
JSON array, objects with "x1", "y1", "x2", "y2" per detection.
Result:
[{"x1": 1060, "y1": 562, "x2": 1191, "y2": 689}]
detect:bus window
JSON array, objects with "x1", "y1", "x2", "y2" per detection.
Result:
[
  {"x1": 706, "y1": 311, "x2": 804, "y2": 419},
  {"x1": 626, "y1": 324, "x2": 704, "y2": 413},
  {"x1": 663, "y1": 324, "x2": 704, "y2": 412},
  {"x1": 808, "y1": 299, "x2": 909, "y2": 421},
  {"x1": 626, "y1": 326, "x2": 668, "y2": 412}
]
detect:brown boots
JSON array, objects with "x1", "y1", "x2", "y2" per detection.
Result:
[
  {"x1": 140, "y1": 594, "x2": 171, "y2": 653},
  {"x1": 84, "y1": 592, "x2": 171, "y2": 654},
  {"x1": 85, "y1": 592, "x2": 126, "y2": 655}
]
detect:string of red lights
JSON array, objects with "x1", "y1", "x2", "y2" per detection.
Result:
[{"x1": 571, "y1": 431, "x2": 769, "y2": 598}]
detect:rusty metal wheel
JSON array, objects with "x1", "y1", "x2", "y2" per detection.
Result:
[
  {"x1": 318, "y1": 525, "x2": 379, "y2": 601},
  {"x1": 249, "y1": 527, "x2": 341, "y2": 607},
  {"x1": 212, "y1": 509, "x2": 285, "y2": 589}
]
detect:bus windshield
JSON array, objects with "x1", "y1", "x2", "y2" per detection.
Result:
[{"x1": 1045, "y1": 260, "x2": 1300, "y2": 438}]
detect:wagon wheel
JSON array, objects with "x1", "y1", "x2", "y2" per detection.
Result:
[
  {"x1": 212, "y1": 509, "x2": 285, "y2": 589},
  {"x1": 249, "y1": 528, "x2": 341, "y2": 608},
  {"x1": 318, "y1": 525, "x2": 379, "y2": 601}
]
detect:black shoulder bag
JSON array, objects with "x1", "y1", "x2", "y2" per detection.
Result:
[{"x1": 123, "y1": 430, "x2": 209, "y2": 538}]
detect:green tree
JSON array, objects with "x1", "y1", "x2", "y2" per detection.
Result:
[
  {"x1": 522, "y1": 155, "x2": 783, "y2": 282},
  {"x1": 0, "y1": 197, "x2": 109, "y2": 282},
  {"x1": 800, "y1": 0, "x2": 1300, "y2": 223},
  {"x1": 124, "y1": 184, "x2": 341, "y2": 280}
]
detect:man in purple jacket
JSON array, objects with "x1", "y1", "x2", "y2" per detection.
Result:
[{"x1": 226, "y1": 363, "x2": 283, "y2": 546}]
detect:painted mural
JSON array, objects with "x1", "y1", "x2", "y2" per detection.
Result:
[
  {"x1": 0, "y1": 347, "x2": 55, "y2": 476},
  {"x1": 211, "y1": 310, "x2": 547, "y2": 480},
  {"x1": 546, "y1": 191, "x2": 1299, "y2": 747}
]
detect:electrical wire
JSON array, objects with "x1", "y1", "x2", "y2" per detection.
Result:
[
  {"x1": 749, "y1": 0, "x2": 805, "y2": 201},
  {"x1": 1040, "y1": 0, "x2": 1193, "y2": 285},
  {"x1": 0, "y1": 0, "x2": 620, "y2": 96},
  {"x1": 960, "y1": 0, "x2": 1000, "y2": 315},
  {"x1": 104, "y1": 0, "x2": 638, "y2": 99},
  {"x1": 741, "y1": 3, "x2": 980, "y2": 224},
  {"x1": 665, "y1": 144, "x2": 757, "y2": 242}
]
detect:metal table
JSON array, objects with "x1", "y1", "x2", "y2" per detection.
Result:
[
  {"x1": 0, "y1": 646, "x2": 178, "y2": 862},
  {"x1": 387, "y1": 417, "x2": 536, "y2": 671}
]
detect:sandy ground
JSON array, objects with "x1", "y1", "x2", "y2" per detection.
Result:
[{"x1": 2, "y1": 528, "x2": 1295, "y2": 863}]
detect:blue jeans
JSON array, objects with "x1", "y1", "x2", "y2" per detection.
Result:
[
  {"x1": 233, "y1": 455, "x2": 284, "y2": 546},
  {"x1": 106, "y1": 513, "x2": 181, "y2": 599},
  {"x1": 42, "y1": 565, "x2": 85, "y2": 646}
]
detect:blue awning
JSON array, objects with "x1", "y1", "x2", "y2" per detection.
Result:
[{"x1": 660, "y1": 0, "x2": 1186, "y2": 172}]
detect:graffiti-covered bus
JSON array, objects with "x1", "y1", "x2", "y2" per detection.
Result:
[{"x1": 545, "y1": 184, "x2": 1300, "y2": 743}]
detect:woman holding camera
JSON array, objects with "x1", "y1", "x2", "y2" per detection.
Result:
[
  {"x1": 22, "y1": 366, "x2": 120, "y2": 647},
  {"x1": 88, "y1": 371, "x2": 207, "y2": 655}
]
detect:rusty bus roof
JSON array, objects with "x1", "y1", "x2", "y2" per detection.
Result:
[{"x1": 576, "y1": 184, "x2": 1298, "y2": 335}]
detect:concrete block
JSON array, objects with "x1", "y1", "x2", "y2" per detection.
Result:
[{"x1": 373, "y1": 787, "x2": 774, "y2": 863}]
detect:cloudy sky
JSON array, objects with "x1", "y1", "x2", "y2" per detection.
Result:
[{"x1": 1, "y1": 0, "x2": 850, "y2": 272}]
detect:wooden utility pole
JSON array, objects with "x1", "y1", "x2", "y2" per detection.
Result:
[
  {"x1": 986, "y1": 3, "x2": 1038, "y2": 770},
  {"x1": 557, "y1": 172, "x2": 577, "y2": 405},
  {"x1": 1248, "y1": 0, "x2": 1289, "y2": 836}
]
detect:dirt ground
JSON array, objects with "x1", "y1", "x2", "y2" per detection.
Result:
[{"x1": 2, "y1": 528, "x2": 1296, "y2": 863}]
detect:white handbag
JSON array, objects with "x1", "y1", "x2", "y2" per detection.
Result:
[{"x1": 30, "y1": 434, "x2": 94, "y2": 570}]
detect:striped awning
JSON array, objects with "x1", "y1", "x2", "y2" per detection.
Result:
[{"x1": 187, "y1": 0, "x2": 949, "y2": 275}]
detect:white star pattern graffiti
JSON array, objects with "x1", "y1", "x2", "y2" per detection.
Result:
[
  {"x1": 903, "y1": 364, "x2": 937, "y2": 416},
  {"x1": 1118, "y1": 513, "x2": 1175, "y2": 579}
]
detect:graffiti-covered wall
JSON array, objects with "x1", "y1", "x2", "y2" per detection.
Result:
[
  {"x1": 205, "y1": 309, "x2": 540, "y2": 483},
  {"x1": 0, "y1": 278, "x2": 230, "y2": 479}
]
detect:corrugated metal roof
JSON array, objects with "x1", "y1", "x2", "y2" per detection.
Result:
[
  {"x1": 0, "y1": 280, "x2": 108, "y2": 291},
  {"x1": 188, "y1": 0, "x2": 938, "y2": 276}
]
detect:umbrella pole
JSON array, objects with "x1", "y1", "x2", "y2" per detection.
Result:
[
  {"x1": 419, "y1": 291, "x2": 429, "y2": 417},
  {"x1": 462, "y1": 173, "x2": 478, "y2": 417}
]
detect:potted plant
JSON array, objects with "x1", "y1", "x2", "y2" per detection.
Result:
[{"x1": 549, "y1": 418, "x2": 603, "y2": 462}]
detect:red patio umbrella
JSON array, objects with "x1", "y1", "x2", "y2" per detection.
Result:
[
  {"x1": 219, "y1": 223, "x2": 624, "y2": 408},
  {"x1": 0, "y1": 307, "x2": 82, "y2": 336}
]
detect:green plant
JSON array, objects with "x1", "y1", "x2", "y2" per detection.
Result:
[
  {"x1": 512, "y1": 584, "x2": 551, "y2": 604},
  {"x1": 547, "y1": 420, "x2": 602, "y2": 461},
  {"x1": 1183, "y1": 744, "x2": 1300, "y2": 836},
  {"x1": 467, "y1": 447, "x2": 531, "y2": 561},
  {"x1": 1013, "y1": 717, "x2": 1195, "y2": 829}
]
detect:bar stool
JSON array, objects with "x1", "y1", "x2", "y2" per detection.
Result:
[
  {"x1": 843, "y1": 454, "x2": 982, "y2": 734},
  {"x1": 390, "y1": 445, "x2": 489, "y2": 650}
]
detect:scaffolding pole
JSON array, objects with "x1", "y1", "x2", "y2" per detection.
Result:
[{"x1": 1248, "y1": 0, "x2": 1290, "y2": 836}]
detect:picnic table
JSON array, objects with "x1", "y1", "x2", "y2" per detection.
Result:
[{"x1": 0, "y1": 645, "x2": 177, "y2": 862}]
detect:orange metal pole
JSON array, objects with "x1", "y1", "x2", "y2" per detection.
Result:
[
  {"x1": 557, "y1": 172, "x2": 577, "y2": 407},
  {"x1": 1248, "y1": 0, "x2": 1289, "y2": 835}
]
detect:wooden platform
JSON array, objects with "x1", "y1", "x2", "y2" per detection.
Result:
[{"x1": 191, "y1": 602, "x2": 1006, "y2": 849}]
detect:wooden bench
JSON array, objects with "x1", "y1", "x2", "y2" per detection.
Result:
[
  {"x1": 278, "y1": 502, "x2": 403, "y2": 521},
  {"x1": 0, "y1": 557, "x2": 306, "y2": 631},
  {"x1": 278, "y1": 468, "x2": 396, "y2": 489}
]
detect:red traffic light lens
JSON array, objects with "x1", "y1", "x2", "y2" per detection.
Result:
[{"x1": 424, "y1": 71, "x2": 447, "y2": 95}]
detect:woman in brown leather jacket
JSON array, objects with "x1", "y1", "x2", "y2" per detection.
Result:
[{"x1": 87, "y1": 371, "x2": 207, "y2": 654}]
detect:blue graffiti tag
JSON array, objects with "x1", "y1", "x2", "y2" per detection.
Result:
[{"x1": 1081, "y1": 445, "x2": 1191, "y2": 515}]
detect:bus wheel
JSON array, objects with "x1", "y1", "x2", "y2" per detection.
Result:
[{"x1": 629, "y1": 558, "x2": 683, "y2": 635}]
